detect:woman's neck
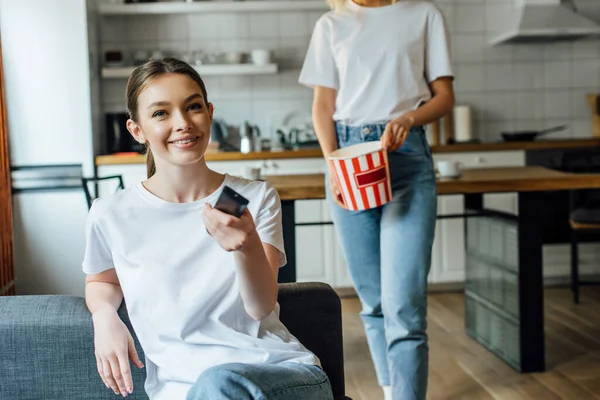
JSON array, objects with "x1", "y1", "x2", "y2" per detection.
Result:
[
  {"x1": 144, "y1": 160, "x2": 225, "y2": 203},
  {"x1": 352, "y1": 0, "x2": 393, "y2": 7}
]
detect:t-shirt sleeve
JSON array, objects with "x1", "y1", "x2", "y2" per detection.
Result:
[
  {"x1": 255, "y1": 183, "x2": 287, "y2": 268},
  {"x1": 425, "y1": 6, "x2": 453, "y2": 83},
  {"x1": 82, "y1": 200, "x2": 114, "y2": 274},
  {"x1": 298, "y1": 16, "x2": 339, "y2": 90}
]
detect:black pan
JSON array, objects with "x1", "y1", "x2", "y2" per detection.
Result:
[{"x1": 501, "y1": 125, "x2": 566, "y2": 142}]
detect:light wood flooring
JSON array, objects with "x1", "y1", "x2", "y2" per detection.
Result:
[{"x1": 341, "y1": 287, "x2": 600, "y2": 400}]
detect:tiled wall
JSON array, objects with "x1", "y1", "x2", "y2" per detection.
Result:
[
  {"x1": 440, "y1": 0, "x2": 600, "y2": 142},
  {"x1": 98, "y1": 7, "x2": 320, "y2": 149},
  {"x1": 96, "y1": 0, "x2": 600, "y2": 147}
]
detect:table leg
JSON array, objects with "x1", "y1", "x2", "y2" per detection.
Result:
[
  {"x1": 516, "y1": 191, "x2": 545, "y2": 372},
  {"x1": 463, "y1": 192, "x2": 545, "y2": 373},
  {"x1": 279, "y1": 200, "x2": 296, "y2": 283}
]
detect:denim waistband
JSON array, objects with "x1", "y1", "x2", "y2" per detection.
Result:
[{"x1": 335, "y1": 121, "x2": 425, "y2": 143}]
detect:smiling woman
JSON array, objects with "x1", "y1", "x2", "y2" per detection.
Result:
[
  {"x1": 0, "y1": 39, "x2": 15, "y2": 296},
  {"x1": 124, "y1": 59, "x2": 210, "y2": 179},
  {"x1": 82, "y1": 58, "x2": 333, "y2": 400}
]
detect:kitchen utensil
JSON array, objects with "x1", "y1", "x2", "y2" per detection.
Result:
[
  {"x1": 251, "y1": 49, "x2": 270, "y2": 65},
  {"x1": 239, "y1": 121, "x2": 261, "y2": 153},
  {"x1": 224, "y1": 51, "x2": 244, "y2": 64},
  {"x1": 210, "y1": 118, "x2": 239, "y2": 152},
  {"x1": 501, "y1": 125, "x2": 566, "y2": 142},
  {"x1": 436, "y1": 161, "x2": 462, "y2": 179}
]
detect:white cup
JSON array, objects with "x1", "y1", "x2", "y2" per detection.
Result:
[
  {"x1": 241, "y1": 166, "x2": 261, "y2": 180},
  {"x1": 250, "y1": 49, "x2": 271, "y2": 65},
  {"x1": 436, "y1": 161, "x2": 462, "y2": 178}
]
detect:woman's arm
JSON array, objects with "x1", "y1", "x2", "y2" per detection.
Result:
[
  {"x1": 203, "y1": 204, "x2": 278, "y2": 321},
  {"x1": 381, "y1": 77, "x2": 455, "y2": 151},
  {"x1": 86, "y1": 270, "x2": 144, "y2": 398},
  {"x1": 312, "y1": 86, "x2": 345, "y2": 207},
  {"x1": 312, "y1": 86, "x2": 338, "y2": 158},
  {"x1": 234, "y1": 238, "x2": 279, "y2": 321},
  {"x1": 404, "y1": 77, "x2": 455, "y2": 126},
  {"x1": 85, "y1": 269, "x2": 123, "y2": 316}
]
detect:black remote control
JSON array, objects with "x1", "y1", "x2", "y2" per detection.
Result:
[{"x1": 213, "y1": 185, "x2": 249, "y2": 218}]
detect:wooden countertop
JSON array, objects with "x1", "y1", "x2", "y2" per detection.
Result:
[
  {"x1": 265, "y1": 167, "x2": 600, "y2": 200},
  {"x1": 95, "y1": 139, "x2": 600, "y2": 165}
]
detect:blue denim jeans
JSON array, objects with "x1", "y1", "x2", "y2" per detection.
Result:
[
  {"x1": 327, "y1": 122, "x2": 437, "y2": 400},
  {"x1": 186, "y1": 362, "x2": 333, "y2": 400}
]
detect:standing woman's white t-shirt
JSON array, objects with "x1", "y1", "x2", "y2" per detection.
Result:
[
  {"x1": 299, "y1": 0, "x2": 453, "y2": 126},
  {"x1": 82, "y1": 174, "x2": 319, "y2": 400}
]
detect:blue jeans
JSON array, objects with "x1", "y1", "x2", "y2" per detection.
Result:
[
  {"x1": 328, "y1": 122, "x2": 437, "y2": 400},
  {"x1": 186, "y1": 362, "x2": 333, "y2": 400}
]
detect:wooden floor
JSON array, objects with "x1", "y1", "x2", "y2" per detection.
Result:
[{"x1": 341, "y1": 287, "x2": 600, "y2": 400}]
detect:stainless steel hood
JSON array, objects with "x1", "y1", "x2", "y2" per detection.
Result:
[{"x1": 490, "y1": 0, "x2": 600, "y2": 45}]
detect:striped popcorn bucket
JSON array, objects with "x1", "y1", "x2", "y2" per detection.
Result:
[{"x1": 328, "y1": 141, "x2": 392, "y2": 211}]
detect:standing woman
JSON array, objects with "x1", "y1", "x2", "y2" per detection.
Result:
[{"x1": 299, "y1": 0, "x2": 454, "y2": 399}]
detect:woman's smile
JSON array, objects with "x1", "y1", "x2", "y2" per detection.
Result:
[{"x1": 168, "y1": 135, "x2": 200, "y2": 149}]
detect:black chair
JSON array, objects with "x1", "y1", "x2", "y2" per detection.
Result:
[
  {"x1": 277, "y1": 282, "x2": 350, "y2": 400},
  {"x1": 81, "y1": 175, "x2": 124, "y2": 210},
  {"x1": 561, "y1": 150, "x2": 600, "y2": 304}
]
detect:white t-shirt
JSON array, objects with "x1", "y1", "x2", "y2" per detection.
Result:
[
  {"x1": 82, "y1": 174, "x2": 319, "y2": 400},
  {"x1": 299, "y1": 0, "x2": 453, "y2": 125}
]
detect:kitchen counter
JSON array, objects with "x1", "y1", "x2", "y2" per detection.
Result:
[
  {"x1": 94, "y1": 138, "x2": 600, "y2": 165},
  {"x1": 265, "y1": 166, "x2": 600, "y2": 200}
]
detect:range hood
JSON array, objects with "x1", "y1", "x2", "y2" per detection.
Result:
[{"x1": 490, "y1": 0, "x2": 600, "y2": 45}]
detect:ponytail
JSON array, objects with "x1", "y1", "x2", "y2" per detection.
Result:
[{"x1": 146, "y1": 148, "x2": 156, "y2": 179}]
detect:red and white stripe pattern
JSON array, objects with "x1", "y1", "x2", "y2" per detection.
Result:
[{"x1": 331, "y1": 149, "x2": 392, "y2": 211}]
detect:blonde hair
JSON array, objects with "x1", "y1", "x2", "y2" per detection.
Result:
[
  {"x1": 125, "y1": 58, "x2": 208, "y2": 179},
  {"x1": 327, "y1": 0, "x2": 399, "y2": 11}
]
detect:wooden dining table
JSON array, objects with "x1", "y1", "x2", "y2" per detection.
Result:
[{"x1": 265, "y1": 166, "x2": 600, "y2": 374}]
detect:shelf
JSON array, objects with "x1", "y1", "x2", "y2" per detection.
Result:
[
  {"x1": 102, "y1": 63, "x2": 278, "y2": 78},
  {"x1": 98, "y1": 1, "x2": 328, "y2": 15}
]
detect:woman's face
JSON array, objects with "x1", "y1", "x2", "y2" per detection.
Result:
[{"x1": 127, "y1": 73, "x2": 213, "y2": 168}]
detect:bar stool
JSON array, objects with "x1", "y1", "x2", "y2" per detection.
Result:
[{"x1": 562, "y1": 151, "x2": 600, "y2": 304}]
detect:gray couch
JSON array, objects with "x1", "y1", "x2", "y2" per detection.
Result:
[{"x1": 0, "y1": 282, "x2": 348, "y2": 400}]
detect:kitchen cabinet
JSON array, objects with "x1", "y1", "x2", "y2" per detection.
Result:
[{"x1": 295, "y1": 199, "x2": 353, "y2": 288}]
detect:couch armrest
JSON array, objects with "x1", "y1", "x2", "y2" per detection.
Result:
[{"x1": 0, "y1": 295, "x2": 147, "y2": 400}]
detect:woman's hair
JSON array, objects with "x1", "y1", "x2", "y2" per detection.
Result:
[
  {"x1": 327, "y1": 0, "x2": 398, "y2": 11},
  {"x1": 125, "y1": 57, "x2": 209, "y2": 178}
]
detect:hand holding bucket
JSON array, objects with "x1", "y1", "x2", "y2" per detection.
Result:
[{"x1": 327, "y1": 142, "x2": 392, "y2": 211}]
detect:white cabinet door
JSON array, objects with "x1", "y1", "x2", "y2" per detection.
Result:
[
  {"x1": 434, "y1": 195, "x2": 466, "y2": 283},
  {"x1": 294, "y1": 199, "x2": 336, "y2": 286},
  {"x1": 295, "y1": 225, "x2": 334, "y2": 284}
]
